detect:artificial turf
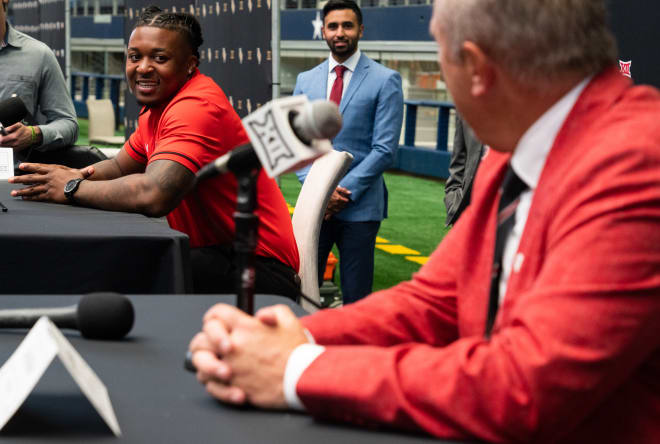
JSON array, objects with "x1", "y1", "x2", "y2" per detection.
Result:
[{"x1": 280, "y1": 170, "x2": 450, "y2": 292}]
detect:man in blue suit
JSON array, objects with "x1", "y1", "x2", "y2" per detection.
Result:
[{"x1": 294, "y1": 0, "x2": 403, "y2": 304}]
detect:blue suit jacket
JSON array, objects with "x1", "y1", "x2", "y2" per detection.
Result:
[{"x1": 294, "y1": 54, "x2": 404, "y2": 222}]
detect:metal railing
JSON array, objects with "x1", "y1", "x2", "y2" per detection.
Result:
[
  {"x1": 394, "y1": 100, "x2": 455, "y2": 179},
  {"x1": 70, "y1": 71, "x2": 125, "y2": 127}
]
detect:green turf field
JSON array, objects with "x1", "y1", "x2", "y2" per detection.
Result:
[{"x1": 280, "y1": 171, "x2": 450, "y2": 292}]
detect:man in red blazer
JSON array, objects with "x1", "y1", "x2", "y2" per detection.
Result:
[{"x1": 189, "y1": 0, "x2": 660, "y2": 442}]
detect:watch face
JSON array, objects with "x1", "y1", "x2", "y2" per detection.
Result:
[
  {"x1": 65, "y1": 179, "x2": 79, "y2": 193},
  {"x1": 64, "y1": 180, "x2": 76, "y2": 193},
  {"x1": 64, "y1": 178, "x2": 83, "y2": 199}
]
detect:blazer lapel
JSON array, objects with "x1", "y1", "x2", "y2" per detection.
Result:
[
  {"x1": 312, "y1": 61, "x2": 329, "y2": 101},
  {"x1": 340, "y1": 54, "x2": 369, "y2": 113}
]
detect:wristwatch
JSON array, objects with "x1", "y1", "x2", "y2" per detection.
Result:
[{"x1": 64, "y1": 178, "x2": 85, "y2": 202}]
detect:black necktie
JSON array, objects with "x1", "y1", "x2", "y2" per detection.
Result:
[{"x1": 485, "y1": 166, "x2": 528, "y2": 337}]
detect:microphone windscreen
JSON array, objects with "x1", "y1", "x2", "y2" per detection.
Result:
[
  {"x1": 293, "y1": 100, "x2": 342, "y2": 143},
  {"x1": 308, "y1": 100, "x2": 342, "y2": 140},
  {"x1": 77, "y1": 293, "x2": 135, "y2": 340},
  {"x1": 0, "y1": 96, "x2": 28, "y2": 126}
]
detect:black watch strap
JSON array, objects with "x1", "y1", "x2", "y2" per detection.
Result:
[{"x1": 64, "y1": 178, "x2": 85, "y2": 202}]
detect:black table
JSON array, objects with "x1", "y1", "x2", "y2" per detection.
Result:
[
  {"x1": 0, "y1": 182, "x2": 191, "y2": 294},
  {"x1": 0, "y1": 295, "x2": 475, "y2": 443}
]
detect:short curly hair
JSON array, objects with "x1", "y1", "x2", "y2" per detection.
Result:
[{"x1": 134, "y1": 5, "x2": 204, "y2": 64}]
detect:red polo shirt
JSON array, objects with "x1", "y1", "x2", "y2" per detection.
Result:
[{"x1": 124, "y1": 70, "x2": 299, "y2": 271}]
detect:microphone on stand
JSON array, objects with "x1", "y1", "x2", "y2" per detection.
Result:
[
  {"x1": 184, "y1": 97, "x2": 342, "y2": 373},
  {"x1": 0, "y1": 96, "x2": 29, "y2": 136},
  {"x1": 0, "y1": 293, "x2": 135, "y2": 340},
  {"x1": 196, "y1": 98, "x2": 341, "y2": 182}
]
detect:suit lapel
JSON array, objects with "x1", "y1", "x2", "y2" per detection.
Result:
[
  {"x1": 340, "y1": 54, "x2": 369, "y2": 113},
  {"x1": 312, "y1": 61, "x2": 329, "y2": 101}
]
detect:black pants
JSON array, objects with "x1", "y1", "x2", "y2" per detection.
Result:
[{"x1": 190, "y1": 245, "x2": 301, "y2": 302}]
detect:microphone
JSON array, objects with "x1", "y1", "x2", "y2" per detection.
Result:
[
  {"x1": 196, "y1": 97, "x2": 340, "y2": 182},
  {"x1": 0, "y1": 96, "x2": 28, "y2": 136},
  {"x1": 0, "y1": 293, "x2": 135, "y2": 340},
  {"x1": 290, "y1": 100, "x2": 342, "y2": 145}
]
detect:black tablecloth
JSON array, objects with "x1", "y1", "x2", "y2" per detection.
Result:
[
  {"x1": 0, "y1": 295, "x2": 476, "y2": 443},
  {"x1": 0, "y1": 182, "x2": 191, "y2": 294}
]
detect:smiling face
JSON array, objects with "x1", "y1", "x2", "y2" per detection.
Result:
[
  {"x1": 322, "y1": 8, "x2": 364, "y2": 64},
  {"x1": 126, "y1": 26, "x2": 198, "y2": 107}
]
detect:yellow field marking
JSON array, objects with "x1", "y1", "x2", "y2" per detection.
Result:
[
  {"x1": 286, "y1": 203, "x2": 428, "y2": 267},
  {"x1": 376, "y1": 244, "x2": 420, "y2": 255},
  {"x1": 406, "y1": 256, "x2": 430, "y2": 265}
]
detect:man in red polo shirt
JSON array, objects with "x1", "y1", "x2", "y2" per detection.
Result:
[{"x1": 9, "y1": 7, "x2": 300, "y2": 298}]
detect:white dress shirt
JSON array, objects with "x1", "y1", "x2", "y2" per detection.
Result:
[
  {"x1": 326, "y1": 49, "x2": 361, "y2": 102},
  {"x1": 283, "y1": 76, "x2": 592, "y2": 411}
]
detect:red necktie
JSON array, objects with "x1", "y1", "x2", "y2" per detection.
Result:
[{"x1": 329, "y1": 65, "x2": 347, "y2": 106}]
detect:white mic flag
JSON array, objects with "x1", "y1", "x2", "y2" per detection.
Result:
[{"x1": 241, "y1": 95, "x2": 333, "y2": 178}]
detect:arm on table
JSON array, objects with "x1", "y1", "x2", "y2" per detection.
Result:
[{"x1": 9, "y1": 151, "x2": 195, "y2": 217}]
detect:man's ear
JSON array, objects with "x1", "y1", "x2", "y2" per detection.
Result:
[
  {"x1": 187, "y1": 55, "x2": 199, "y2": 75},
  {"x1": 461, "y1": 41, "x2": 494, "y2": 97}
]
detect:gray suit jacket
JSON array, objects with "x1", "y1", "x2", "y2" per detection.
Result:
[{"x1": 444, "y1": 113, "x2": 484, "y2": 226}]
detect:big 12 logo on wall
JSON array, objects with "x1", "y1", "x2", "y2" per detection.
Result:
[{"x1": 619, "y1": 60, "x2": 632, "y2": 79}]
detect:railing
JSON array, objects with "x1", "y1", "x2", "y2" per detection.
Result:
[
  {"x1": 394, "y1": 100, "x2": 455, "y2": 179},
  {"x1": 70, "y1": 71, "x2": 124, "y2": 128}
]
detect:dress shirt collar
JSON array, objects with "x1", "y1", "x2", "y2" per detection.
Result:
[
  {"x1": 328, "y1": 49, "x2": 361, "y2": 74},
  {"x1": 510, "y1": 76, "x2": 591, "y2": 189},
  {"x1": 4, "y1": 23, "x2": 22, "y2": 48}
]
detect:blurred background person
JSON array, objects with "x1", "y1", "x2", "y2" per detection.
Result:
[{"x1": 0, "y1": 0, "x2": 78, "y2": 168}]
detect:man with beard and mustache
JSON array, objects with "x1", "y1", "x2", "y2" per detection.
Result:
[
  {"x1": 8, "y1": 6, "x2": 300, "y2": 299},
  {"x1": 293, "y1": 0, "x2": 403, "y2": 305}
]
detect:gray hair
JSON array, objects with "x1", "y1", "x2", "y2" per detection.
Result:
[{"x1": 432, "y1": 0, "x2": 618, "y2": 87}]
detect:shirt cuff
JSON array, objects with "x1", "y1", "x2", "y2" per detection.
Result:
[{"x1": 283, "y1": 343, "x2": 325, "y2": 410}]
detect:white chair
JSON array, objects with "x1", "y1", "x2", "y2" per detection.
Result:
[
  {"x1": 292, "y1": 150, "x2": 353, "y2": 313},
  {"x1": 86, "y1": 97, "x2": 125, "y2": 146}
]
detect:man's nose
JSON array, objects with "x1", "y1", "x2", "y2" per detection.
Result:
[{"x1": 136, "y1": 58, "x2": 152, "y2": 73}]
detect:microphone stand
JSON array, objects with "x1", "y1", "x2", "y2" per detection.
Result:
[{"x1": 232, "y1": 167, "x2": 260, "y2": 315}]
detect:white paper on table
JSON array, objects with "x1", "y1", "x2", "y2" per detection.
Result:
[
  {"x1": 0, "y1": 147, "x2": 13, "y2": 179},
  {"x1": 0, "y1": 317, "x2": 122, "y2": 436}
]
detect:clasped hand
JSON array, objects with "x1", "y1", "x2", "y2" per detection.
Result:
[
  {"x1": 188, "y1": 303, "x2": 309, "y2": 409},
  {"x1": 324, "y1": 185, "x2": 351, "y2": 220},
  {"x1": 8, "y1": 163, "x2": 94, "y2": 203}
]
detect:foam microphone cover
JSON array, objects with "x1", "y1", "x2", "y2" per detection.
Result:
[
  {"x1": 292, "y1": 100, "x2": 342, "y2": 143},
  {"x1": 77, "y1": 293, "x2": 135, "y2": 339},
  {"x1": 0, "y1": 96, "x2": 28, "y2": 126}
]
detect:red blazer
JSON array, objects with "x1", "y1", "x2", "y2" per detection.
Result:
[{"x1": 298, "y1": 68, "x2": 660, "y2": 443}]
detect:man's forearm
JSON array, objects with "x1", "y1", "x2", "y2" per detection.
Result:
[
  {"x1": 73, "y1": 174, "x2": 173, "y2": 217},
  {"x1": 86, "y1": 157, "x2": 128, "y2": 181},
  {"x1": 75, "y1": 159, "x2": 195, "y2": 217}
]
